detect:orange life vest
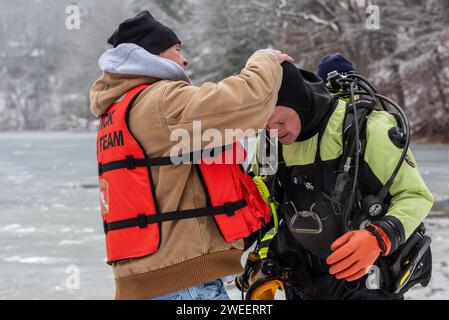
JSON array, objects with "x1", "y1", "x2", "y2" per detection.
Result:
[{"x1": 96, "y1": 84, "x2": 270, "y2": 263}]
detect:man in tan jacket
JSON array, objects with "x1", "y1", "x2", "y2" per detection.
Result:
[{"x1": 90, "y1": 11, "x2": 290, "y2": 300}]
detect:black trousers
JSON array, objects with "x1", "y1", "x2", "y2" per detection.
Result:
[{"x1": 269, "y1": 223, "x2": 402, "y2": 300}]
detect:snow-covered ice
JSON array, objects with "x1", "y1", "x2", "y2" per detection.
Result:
[{"x1": 0, "y1": 132, "x2": 448, "y2": 300}]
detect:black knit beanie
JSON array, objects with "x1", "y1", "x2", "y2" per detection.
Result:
[
  {"x1": 277, "y1": 62, "x2": 313, "y2": 126},
  {"x1": 107, "y1": 11, "x2": 181, "y2": 55},
  {"x1": 317, "y1": 53, "x2": 356, "y2": 82},
  {"x1": 277, "y1": 62, "x2": 334, "y2": 141}
]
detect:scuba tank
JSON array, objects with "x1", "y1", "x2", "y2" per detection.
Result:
[{"x1": 323, "y1": 71, "x2": 433, "y2": 296}]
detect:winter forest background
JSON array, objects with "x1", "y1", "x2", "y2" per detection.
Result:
[
  {"x1": 0, "y1": 0, "x2": 449, "y2": 301},
  {"x1": 0, "y1": 0, "x2": 448, "y2": 142}
]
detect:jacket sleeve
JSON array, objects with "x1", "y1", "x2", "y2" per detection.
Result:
[
  {"x1": 159, "y1": 52, "x2": 283, "y2": 145},
  {"x1": 364, "y1": 111, "x2": 434, "y2": 248}
]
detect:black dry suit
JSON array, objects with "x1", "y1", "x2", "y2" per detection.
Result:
[{"x1": 260, "y1": 68, "x2": 434, "y2": 300}]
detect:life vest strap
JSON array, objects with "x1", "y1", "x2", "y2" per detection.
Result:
[
  {"x1": 103, "y1": 198, "x2": 247, "y2": 234},
  {"x1": 98, "y1": 145, "x2": 234, "y2": 176},
  {"x1": 98, "y1": 156, "x2": 173, "y2": 175}
]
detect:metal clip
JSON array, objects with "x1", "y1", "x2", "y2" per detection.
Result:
[{"x1": 288, "y1": 202, "x2": 323, "y2": 234}]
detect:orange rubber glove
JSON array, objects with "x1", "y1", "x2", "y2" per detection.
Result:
[{"x1": 326, "y1": 228, "x2": 388, "y2": 282}]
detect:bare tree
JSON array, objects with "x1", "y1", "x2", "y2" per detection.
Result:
[{"x1": 0, "y1": 0, "x2": 447, "y2": 141}]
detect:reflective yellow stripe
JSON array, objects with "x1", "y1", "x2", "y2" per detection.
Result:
[
  {"x1": 259, "y1": 231, "x2": 275, "y2": 259},
  {"x1": 253, "y1": 176, "x2": 279, "y2": 233},
  {"x1": 259, "y1": 247, "x2": 269, "y2": 259},
  {"x1": 399, "y1": 269, "x2": 412, "y2": 287}
]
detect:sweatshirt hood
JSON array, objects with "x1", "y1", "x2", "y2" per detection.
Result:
[{"x1": 90, "y1": 43, "x2": 191, "y2": 118}]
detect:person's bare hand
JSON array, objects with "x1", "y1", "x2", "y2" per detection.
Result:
[{"x1": 266, "y1": 49, "x2": 294, "y2": 64}]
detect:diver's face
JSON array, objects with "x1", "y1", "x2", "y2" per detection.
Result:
[{"x1": 266, "y1": 106, "x2": 301, "y2": 145}]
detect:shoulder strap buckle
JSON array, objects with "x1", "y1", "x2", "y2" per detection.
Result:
[
  {"x1": 223, "y1": 202, "x2": 237, "y2": 216},
  {"x1": 137, "y1": 214, "x2": 148, "y2": 229},
  {"x1": 125, "y1": 156, "x2": 136, "y2": 170}
]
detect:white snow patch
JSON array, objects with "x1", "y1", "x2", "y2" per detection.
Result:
[
  {"x1": 0, "y1": 224, "x2": 22, "y2": 232},
  {"x1": 59, "y1": 239, "x2": 85, "y2": 246},
  {"x1": 6, "y1": 172, "x2": 34, "y2": 184},
  {"x1": 52, "y1": 203, "x2": 67, "y2": 209},
  {"x1": 3, "y1": 256, "x2": 69, "y2": 265},
  {"x1": 0, "y1": 224, "x2": 36, "y2": 234},
  {"x1": 14, "y1": 227, "x2": 36, "y2": 234}
]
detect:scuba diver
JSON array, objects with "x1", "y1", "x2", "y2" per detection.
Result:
[{"x1": 236, "y1": 59, "x2": 434, "y2": 300}]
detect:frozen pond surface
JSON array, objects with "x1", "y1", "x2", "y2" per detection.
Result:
[{"x1": 0, "y1": 132, "x2": 448, "y2": 300}]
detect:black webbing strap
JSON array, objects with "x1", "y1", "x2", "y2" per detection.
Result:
[
  {"x1": 103, "y1": 198, "x2": 247, "y2": 234},
  {"x1": 98, "y1": 156, "x2": 172, "y2": 175},
  {"x1": 338, "y1": 100, "x2": 375, "y2": 173},
  {"x1": 365, "y1": 225, "x2": 386, "y2": 255},
  {"x1": 98, "y1": 144, "x2": 233, "y2": 176}
]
